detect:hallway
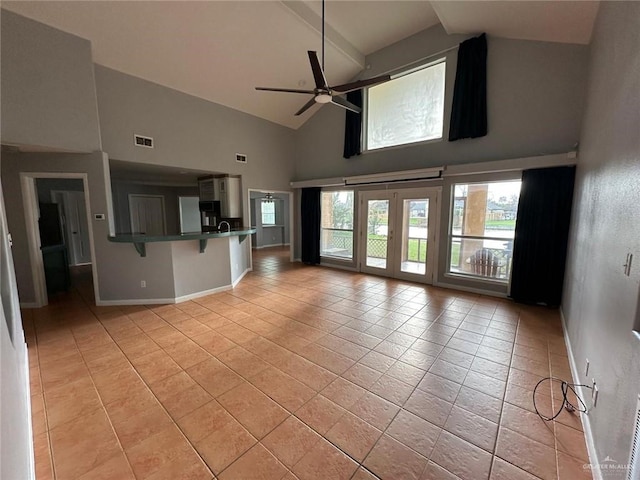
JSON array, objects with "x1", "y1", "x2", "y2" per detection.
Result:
[{"x1": 25, "y1": 247, "x2": 590, "y2": 479}]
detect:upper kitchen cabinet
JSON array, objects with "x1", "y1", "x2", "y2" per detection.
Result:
[{"x1": 198, "y1": 176, "x2": 216, "y2": 201}]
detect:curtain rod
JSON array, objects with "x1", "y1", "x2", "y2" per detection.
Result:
[{"x1": 371, "y1": 44, "x2": 459, "y2": 78}]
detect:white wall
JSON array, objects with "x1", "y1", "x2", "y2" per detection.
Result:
[
  {"x1": 0, "y1": 175, "x2": 33, "y2": 479},
  {"x1": 562, "y1": 1, "x2": 640, "y2": 469}
]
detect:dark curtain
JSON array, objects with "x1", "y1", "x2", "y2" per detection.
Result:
[
  {"x1": 301, "y1": 187, "x2": 321, "y2": 265},
  {"x1": 449, "y1": 33, "x2": 488, "y2": 141},
  {"x1": 510, "y1": 166, "x2": 576, "y2": 306},
  {"x1": 343, "y1": 90, "x2": 363, "y2": 159}
]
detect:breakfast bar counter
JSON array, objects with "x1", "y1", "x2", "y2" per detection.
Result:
[
  {"x1": 104, "y1": 228, "x2": 256, "y2": 304},
  {"x1": 108, "y1": 228, "x2": 256, "y2": 257}
]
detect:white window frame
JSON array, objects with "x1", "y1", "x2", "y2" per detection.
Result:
[
  {"x1": 363, "y1": 58, "x2": 446, "y2": 152},
  {"x1": 446, "y1": 180, "x2": 522, "y2": 284},
  {"x1": 320, "y1": 190, "x2": 355, "y2": 261},
  {"x1": 261, "y1": 200, "x2": 276, "y2": 226}
]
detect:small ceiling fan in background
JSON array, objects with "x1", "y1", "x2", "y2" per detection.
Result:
[{"x1": 255, "y1": 0, "x2": 391, "y2": 116}]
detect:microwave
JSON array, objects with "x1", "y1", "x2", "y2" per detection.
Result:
[{"x1": 199, "y1": 201, "x2": 221, "y2": 215}]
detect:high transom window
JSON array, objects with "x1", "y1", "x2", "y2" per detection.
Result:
[{"x1": 366, "y1": 60, "x2": 446, "y2": 151}]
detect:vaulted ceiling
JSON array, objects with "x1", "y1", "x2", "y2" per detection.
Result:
[{"x1": 2, "y1": 1, "x2": 599, "y2": 130}]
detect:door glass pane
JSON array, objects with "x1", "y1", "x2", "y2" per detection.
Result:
[
  {"x1": 400, "y1": 199, "x2": 428, "y2": 275},
  {"x1": 366, "y1": 200, "x2": 389, "y2": 269}
]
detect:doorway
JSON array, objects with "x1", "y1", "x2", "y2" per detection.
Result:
[
  {"x1": 21, "y1": 173, "x2": 98, "y2": 307},
  {"x1": 128, "y1": 194, "x2": 166, "y2": 235},
  {"x1": 358, "y1": 187, "x2": 440, "y2": 283},
  {"x1": 247, "y1": 189, "x2": 294, "y2": 263}
]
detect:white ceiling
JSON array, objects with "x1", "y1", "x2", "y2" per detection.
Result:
[{"x1": 3, "y1": 1, "x2": 599, "y2": 130}]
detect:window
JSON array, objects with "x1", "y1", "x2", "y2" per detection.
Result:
[
  {"x1": 448, "y1": 181, "x2": 522, "y2": 282},
  {"x1": 366, "y1": 60, "x2": 446, "y2": 151},
  {"x1": 321, "y1": 191, "x2": 354, "y2": 259},
  {"x1": 261, "y1": 200, "x2": 275, "y2": 225}
]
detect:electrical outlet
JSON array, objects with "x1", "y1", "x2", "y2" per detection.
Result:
[
  {"x1": 585, "y1": 359, "x2": 590, "y2": 377},
  {"x1": 141, "y1": 280, "x2": 146, "y2": 288},
  {"x1": 592, "y1": 379, "x2": 598, "y2": 407}
]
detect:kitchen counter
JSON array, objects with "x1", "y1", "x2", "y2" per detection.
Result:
[
  {"x1": 108, "y1": 228, "x2": 256, "y2": 257},
  {"x1": 104, "y1": 228, "x2": 255, "y2": 304}
]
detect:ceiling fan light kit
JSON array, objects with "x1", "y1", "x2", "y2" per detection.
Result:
[
  {"x1": 255, "y1": 0, "x2": 391, "y2": 116},
  {"x1": 315, "y1": 94, "x2": 332, "y2": 104}
]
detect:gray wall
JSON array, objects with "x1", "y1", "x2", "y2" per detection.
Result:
[
  {"x1": 562, "y1": 1, "x2": 640, "y2": 469},
  {"x1": 1, "y1": 152, "x2": 179, "y2": 304},
  {"x1": 0, "y1": 10, "x2": 101, "y2": 152},
  {"x1": 294, "y1": 25, "x2": 588, "y2": 181},
  {"x1": 36, "y1": 178, "x2": 84, "y2": 203},
  {"x1": 111, "y1": 181, "x2": 199, "y2": 235},
  {"x1": 171, "y1": 239, "x2": 231, "y2": 298},
  {"x1": 94, "y1": 65, "x2": 296, "y2": 224}
]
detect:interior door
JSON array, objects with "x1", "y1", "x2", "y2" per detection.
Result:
[
  {"x1": 359, "y1": 188, "x2": 439, "y2": 283},
  {"x1": 51, "y1": 190, "x2": 92, "y2": 265},
  {"x1": 129, "y1": 195, "x2": 166, "y2": 235}
]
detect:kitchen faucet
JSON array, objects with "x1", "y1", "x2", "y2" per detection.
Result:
[{"x1": 219, "y1": 221, "x2": 230, "y2": 233}]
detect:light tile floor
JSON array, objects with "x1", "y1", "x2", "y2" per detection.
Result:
[{"x1": 25, "y1": 247, "x2": 593, "y2": 480}]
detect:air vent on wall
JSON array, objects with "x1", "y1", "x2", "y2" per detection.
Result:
[
  {"x1": 236, "y1": 153, "x2": 247, "y2": 164},
  {"x1": 134, "y1": 134, "x2": 154, "y2": 148},
  {"x1": 628, "y1": 395, "x2": 640, "y2": 480}
]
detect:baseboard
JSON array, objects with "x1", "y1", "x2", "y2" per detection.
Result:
[
  {"x1": 432, "y1": 280, "x2": 509, "y2": 299},
  {"x1": 254, "y1": 243, "x2": 290, "y2": 249},
  {"x1": 319, "y1": 260, "x2": 358, "y2": 272},
  {"x1": 95, "y1": 297, "x2": 178, "y2": 306},
  {"x1": 19, "y1": 302, "x2": 40, "y2": 309},
  {"x1": 559, "y1": 306, "x2": 602, "y2": 480},
  {"x1": 95, "y1": 268, "x2": 253, "y2": 306},
  {"x1": 96, "y1": 287, "x2": 231, "y2": 306},
  {"x1": 24, "y1": 340, "x2": 36, "y2": 480},
  {"x1": 232, "y1": 267, "x2": 251, "y2": 288},
  {"x1": 174, "y1": 284, "x2": 233, "y2": 303}
]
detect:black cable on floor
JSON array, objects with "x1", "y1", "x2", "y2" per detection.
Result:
[{"x1": 533, "y1": 376, "x2": 591, "y2": 421}]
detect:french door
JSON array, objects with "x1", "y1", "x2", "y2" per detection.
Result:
[{"x1": 358, "y1": 188, "x2": 440, "y2": 283}]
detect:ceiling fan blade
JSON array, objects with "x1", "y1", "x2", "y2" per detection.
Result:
[
  {"x1": 308, "y1": 51, "x2": 329, "y2": 90},
  {"x1": 294, "y1": 97, "x2": 318, "y2": 116},
  {"x1": 255, "y1": 87, "x2": 316, "y2": 94},
  {"x1": 330, "y1": 96, "x2": 362, "y2": 114},
  {"x1": 331, "y1": 74, "x2": 392, "y2": 93}
]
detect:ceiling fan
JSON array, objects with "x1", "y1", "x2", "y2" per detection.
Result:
[{"x1": 255, "y1": 0, "x2": 391, "y2": 116}]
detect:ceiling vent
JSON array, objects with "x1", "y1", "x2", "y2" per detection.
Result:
[
  {"x1": 236, "y1": 153, "x2": 247, "y2": 164},
  {"x1": 134, "y1": 134, "x2": 153, "y2": 148}
]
